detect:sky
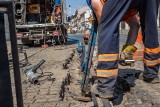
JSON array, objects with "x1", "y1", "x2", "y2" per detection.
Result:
[{"x1": 66, "y1": 0, "x2": 87, "y2": 16}]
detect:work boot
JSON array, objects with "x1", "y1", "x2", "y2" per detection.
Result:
[
  {"x1": 91, "y1": 84, "x2": 114, "y2": 99},
  {"x1": 139, "y1": 73, "x2": 160, "y2": 84}
]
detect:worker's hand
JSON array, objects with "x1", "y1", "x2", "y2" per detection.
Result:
[
  {"x1": 119, "y1": 45, "x2": 137, "y2": 66},
  {"x1": 120, "y1": 51, "x2": 133, "y2": 60}
]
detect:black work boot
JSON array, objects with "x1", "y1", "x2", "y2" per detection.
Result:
[
  {"x1": 139, "y1": 73, "x2": 160, "y2": 84},
  {"x1": 91, "y1": 84, "x2": 114, "y2": 99}
]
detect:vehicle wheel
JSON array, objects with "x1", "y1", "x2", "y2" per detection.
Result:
[
  {"x1": 21, "y1": 38, "x2": 34, "y2": 46},
  {"x1": 25, "y1": 40, "x2": 34, "y2": 47}
]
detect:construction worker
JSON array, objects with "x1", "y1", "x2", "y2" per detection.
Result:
[
  {"x1": 90, "y1": 0, "x2": 160, "y2": 99},
  {"x1": 54, "y1": 0, "x2": 62, "y2": 24},
  {"x1": 86, "y1": 0, "x2": 139, "y2": 65}
]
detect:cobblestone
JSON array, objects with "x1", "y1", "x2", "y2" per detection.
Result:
[
  {"x1": 10, "y1": 45, "x2": 75, "y2": 107},
  {"x1": 24, "y1": 98, "x2": 36, "y2": 104},
  {"x1": 10, "y1": 33, "x2": 160, "y2": 107},
  {"x1": 29, "y1": 103, "x2": 44, "y2": 107},
  {"x1": 43, "y1": 103, "x2": 57, "y2": 107},
  {"x1": 35, "y1": 98, "x2": 48, "y2": 103},
  {"x1": 47, "y1": 96, "x2": 61, "y2": 102}
]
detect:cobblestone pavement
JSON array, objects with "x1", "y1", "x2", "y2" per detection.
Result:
[
  {"x1": 65, "y1": 53, "x2": 160, "y2": 107},
  {"x1": 10, "y1": 32, "x2": 160, "y2": 107},
  {"x1": 63, "y1": 32, "x2": 160, "y2": 107},
  {"x1": 10, "y1": 43, "x2": 76, "y2": 107}
]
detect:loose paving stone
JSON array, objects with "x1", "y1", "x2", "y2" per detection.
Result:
[
  {"x1": 38, "y1": 90, "x2": 49, "y2": 95},
  {"x1": 56, "y1": 102, "x2": 70, "y2": 107},
  {"x1": 24, "y1": 98, "x2": 36, "y2": 104},
  {"x1": 48, "y1": 90, "x2": 59, "y2": 95},
  {"x1": 35, "y1": 95, "x2": 47, "y2": 100},
  {"x1": 47, "y1": 96, "x2": 61, "y2": 102},
  {"x1": 26, "y1": 92, "x2": 38, "y2": 97},
  {"x1": 27, "y1": 89, "x2": 39, "y2": 93},
  {"x1": 25, "y1": 95, "x2": 35, "y2": 100},
  {"x1": 125, "y1": 103, "x2": 152, "y2": 107},
  {"x1": 23, "y1": 104, "x2": 30, "y2": 107},
  {"x1": 39, "y1": 85, "x2": 51, "y2": 89},
  {"x1": 35, "y1": 98, "x2": 48, "y2": 103}
]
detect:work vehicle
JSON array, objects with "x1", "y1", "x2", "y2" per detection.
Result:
[{"x1": 15, "y1": 0, "x2": 67, "y2": 46}]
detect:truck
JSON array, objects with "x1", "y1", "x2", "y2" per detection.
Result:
[{"x1": 15, "y1": 0, "x2": 67, "y2": 46}]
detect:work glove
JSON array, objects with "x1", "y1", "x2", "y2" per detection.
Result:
[{"x1": 120, "y1": 45, "x2": 137, "y2": 65}]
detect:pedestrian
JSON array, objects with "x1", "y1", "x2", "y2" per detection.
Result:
[{"x1": 90, "y1": 0, "x2": 160, "y2": 99}]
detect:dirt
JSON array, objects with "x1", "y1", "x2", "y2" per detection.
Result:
[{"x1": 64, "y1": 51, "x2": 160, "y2": 107}]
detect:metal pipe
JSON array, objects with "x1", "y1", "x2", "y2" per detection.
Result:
[
  {"x1": 8, "y1": 2, "x2": 24, "y2": 107},
  {"x1": 0, "y1": 13, "x2": 14, "y2": 107}
]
